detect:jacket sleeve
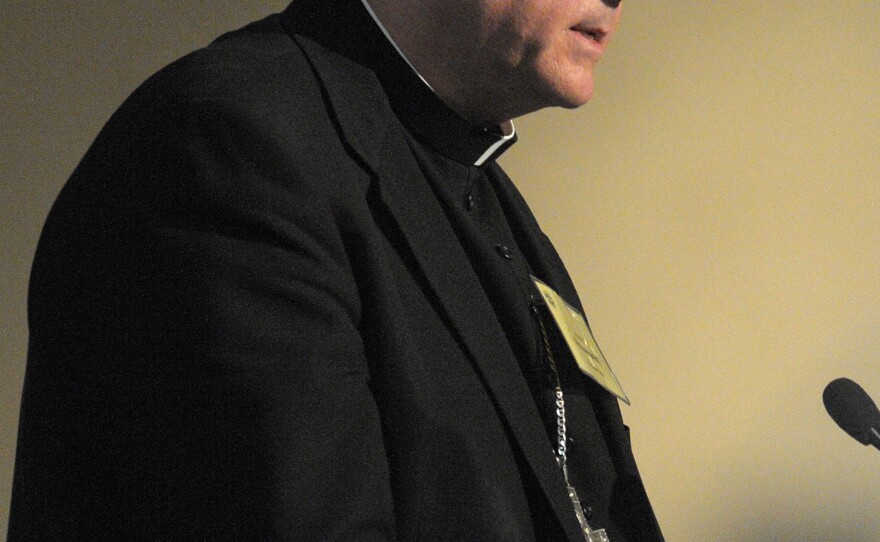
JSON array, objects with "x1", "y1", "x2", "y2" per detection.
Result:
[{"x1": 10, "y1": 97, "x2": 397, "y2": 540}]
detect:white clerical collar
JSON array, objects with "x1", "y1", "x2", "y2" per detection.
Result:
[
  {"x1": 360, "y1": 0, "x2": 515, "y2": 166},
  {"x1": 359, "y1": 0, "x2": 434, "y2": 91}
]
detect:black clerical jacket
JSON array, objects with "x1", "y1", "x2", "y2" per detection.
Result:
[{"x1": 10, "y1": 3, "x2": 662, "y2": 540}]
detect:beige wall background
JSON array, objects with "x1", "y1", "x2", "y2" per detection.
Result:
[{"x1": 2, "y1": 2, "x2": 878, "y2": 540}]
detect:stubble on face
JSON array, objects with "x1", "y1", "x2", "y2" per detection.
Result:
[
  {"x1": 453, "y1": 0, "x2": 622, "y2": 124},
  {"x1": 370, "y1": 0, "x2": 622, "y2": 126}
]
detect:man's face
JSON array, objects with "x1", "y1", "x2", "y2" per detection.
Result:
[{"x1": 416, "y1": 0, "x2": 623, "y2": 123}]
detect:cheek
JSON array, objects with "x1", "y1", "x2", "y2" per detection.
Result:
[
  {"x1": 486, "y1": 3, "x2": 560, "y2": 69},
  {"x1": 539, "y1": 31, "x2": 596, "y2": 76},
  {"x1": 530, "y1": 32, "x2": 599, "y2": 103}
]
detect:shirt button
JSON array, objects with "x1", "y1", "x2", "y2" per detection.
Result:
[
  {"x1": 465, "y1": 193, "x2": 475, "y2": 211},
  {"x1": 583, "y1": 505, "x2": 594, "y2": 519},
  {"x1": 495, "y1": 244, "x2": 513, "y2": 260}
]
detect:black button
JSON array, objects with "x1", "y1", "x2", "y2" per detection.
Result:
[
  {"x1": 583, "y1": 505, "x2": 594, "y2": 519},
  {"x1": 495, "y1": 244, "x2": 513, "y2": 260},
  {"x1": 465, "y1": 193, "x2": 475, "y2": 210}
]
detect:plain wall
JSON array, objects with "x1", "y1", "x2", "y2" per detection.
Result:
[{"x1": 2, "y1": 3, "x2": 879, "y2": 540}]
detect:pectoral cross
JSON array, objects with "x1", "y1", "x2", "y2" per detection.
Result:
[{"x1": 567, "y1": 484, "x2": 610, "y2": 542}]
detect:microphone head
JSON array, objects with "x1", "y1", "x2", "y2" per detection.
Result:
[{"x1": 823, "y1": 377, "x2": 880, "y2": 445}]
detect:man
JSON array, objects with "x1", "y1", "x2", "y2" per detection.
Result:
[{"x1": 10, "y1": 0, "x2": 663, "y2": 539}]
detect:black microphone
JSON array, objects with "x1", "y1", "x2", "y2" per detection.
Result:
[{"x1": 823, "y1": 377, "x2": 880, "y2": 451}]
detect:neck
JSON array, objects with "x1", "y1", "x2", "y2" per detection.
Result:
[{"x1": 362, "y1": 0, "x2": 514, "y2": 127}]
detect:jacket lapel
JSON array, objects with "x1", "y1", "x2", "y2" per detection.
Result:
[{"x1": 286, "y1": 29, "x2": 584, "y2": 541}]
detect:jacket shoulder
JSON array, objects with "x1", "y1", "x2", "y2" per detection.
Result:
[{"x1": 126, "y1": 15, "x2": 320, "y2": 114}]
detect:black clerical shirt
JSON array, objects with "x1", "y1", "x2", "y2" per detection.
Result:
[
  {"x1": 326, "y1": 0, "x2": 633, "y2": 538},
  {"x1": 403, "y1": 133, "x2": 626, "y2": 539}
]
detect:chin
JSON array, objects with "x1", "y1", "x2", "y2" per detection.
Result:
[
  {"x1": 550, "y1": 81, "x2": 595, "y2": 110},
  {"x1": 559, "y1": 90, "x2": 594, "y2": 109},
  {"x1": 494, "y1": 75, "x2": 595, "y2": 120},
  {"x1": 535, "y1": 68, "x2": 597, "y2": 110}
]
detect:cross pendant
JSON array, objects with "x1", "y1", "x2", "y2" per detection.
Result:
[{"x1": 566, "y1": 484, "x2": 610, "y2": 542}]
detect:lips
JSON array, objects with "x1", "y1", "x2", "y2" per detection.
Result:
[{"x1": 572, "y1": 24, "x2": 608, "y2": 44}]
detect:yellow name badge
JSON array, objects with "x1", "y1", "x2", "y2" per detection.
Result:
[{"x1": 532, "y1": 277, "x2": 630, "y2": 405}]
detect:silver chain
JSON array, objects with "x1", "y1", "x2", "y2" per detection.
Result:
[
  {"x1": 537, "y1": 308, "x2": 610, "y2": 541},
  {"x1": 538, "y1": 318, "x2": 569, "y2": 480}
]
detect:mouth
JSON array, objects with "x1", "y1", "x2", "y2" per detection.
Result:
[{"x1": 572, "y1": 25, "x2": 608, "y2": 45}]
